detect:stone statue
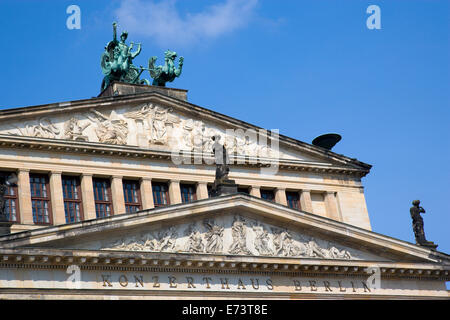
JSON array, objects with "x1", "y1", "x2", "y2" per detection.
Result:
[
  {"x1": 100, "y1": 22, "x2": 150, "y2": 91},
  {"x1": 212, "y1": 135, "x2": 230, "y2": 182},
  {"x1": 148, "y1": 50, "x2": 184, "y2": 87},
  {"x1": 210, "y1": 135, "x2": 238, "y2": 196},
  {"x1": 410, "y1": 200, "x2": 437, "y2": 249}
]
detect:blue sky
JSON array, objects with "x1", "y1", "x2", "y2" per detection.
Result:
[{"x1": 0, "y1": 1, "x2": 449, "y2": 257}]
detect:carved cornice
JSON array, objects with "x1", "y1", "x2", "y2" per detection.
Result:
[
  {"x1": 0, "y1": 134, "x2": 369, "y2": 177},
  {"x1": 0, "y1": 249, "x2": 448, "y2": 280}
]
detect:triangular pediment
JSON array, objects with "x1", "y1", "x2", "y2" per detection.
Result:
[
  {"x1": 1, "y1": 194, "x2": 446, "y2": 265},
  {"x1": 0, "y1": 87, "x2": 371, "y2": 172}
]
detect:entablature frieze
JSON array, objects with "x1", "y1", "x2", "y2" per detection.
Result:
[
  {"x1": 0, "y1": 135, "x2": 369, "y2": 178},
  {"x1": 0, "y1": 249, "x2": 448, "y2": 281}
]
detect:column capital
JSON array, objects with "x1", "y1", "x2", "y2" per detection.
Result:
[
  {"x1": 112, "y1": 175, "x2": 123, "y2": 180},
  {"x1": 81, "y1": 173, "x2": 93, "y2": 177},
  {"x1": 50, "y1": 171, "x2": 62, "y2": 175},
  {"x1": 18, "y1": 168, "x2": 30, "y2": 173},
  {"x1": 140, "y1": 177, "x2": 152, "y2": 182}
]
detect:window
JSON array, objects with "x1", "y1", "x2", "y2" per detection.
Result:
[
  {"x1": 62, "y1": 176, "x2": 83, "y2": 223},
  {"x1": 93, "y1": 178, "x2": 113, "y2": 218},
  {"x1": 260, "y1": 189, "x2": 275, "y2": 202},
  {"x1": 180, "y1": 184, "x2": 196, "y2": 203},
  {"x1": 1, "y1": 172, "x2": 19, "y2": 222},
  {"x1": 152, "y1": 182, "x2": 170, "y2": 207},
  {"x1": 237, "y1": 187, "x2": 250, "y2": 194},
  {"x1": 30, "y1": 174, "x2": 52, "y2": 224},
  {"x1": 123, "y1": 180, "x2": 141, "y2": 213},
  {"x1": 286, "y1": 191, "x2": 300, "y2": 210}
]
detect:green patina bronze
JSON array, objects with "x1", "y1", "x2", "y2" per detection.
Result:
[
  {"x1": 148, "y1": 50, "x2": 184, "y2": 87},
  {"x1": 100, "y1": 22, "x2": 183, "y2": 91}
]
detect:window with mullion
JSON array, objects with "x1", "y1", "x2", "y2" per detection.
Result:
[
  {"x1": 123, "y1": 180, "x2": 142, "y2": 213},
  {"x1": 30, "y1": 174, "x2": 52, "y2": 224},
  {"x1": 152, "y1": 182, "x2": 170, "y2": 207},
  {"x1": 286, "y1": 191, "x2": 300, "y2": 210},
  {"x1": 180, "y1": 184, "x2": 196, "y2": 203},
  {"x1": 0, "y1": 172, "x2": 19, "y2": 222},
  {"x1": 93, "y1": 178, "x2": 113, "y2": 218},
  {"x1": 62, "y1": 176, "x2": 83, "y2": 223},
  {"x1": 260, "y1": 189, "x2": 275, "y2": 202}
]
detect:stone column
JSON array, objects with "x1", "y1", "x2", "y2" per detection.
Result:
[
  {"x1": 300, "y1": 189, "x2": 313, "y2": 213},
  {"x1": 49, "y1": 171, "x2": 65, "y2": 225},
  {"x1": 324, "y1": 191, "x2": 341, "y2": 221},
  {"x1": 275, "y1": 188, "x2": 287, "y2": 206},
  {"x1": 249, "y1": 186, "x2": 261, "y2": 198},
  {"x1": 111, "y1": 175, "x2": 125, "y2": 215},
  {"x1": 17, "y1": 169, "x2": 33, "y2": 224},
  {"x1": 80, "y1": 174, "x2": 96, "y2": 220},
  {"x1": 168, "y1": 180, "x2": 182, "y2": 204},
  {"x1": 140, "y1": 178, "x2": 154, "y2": 210},
  {"x1": 196, "y1": 182, "x2": 209, "y2": 200}
]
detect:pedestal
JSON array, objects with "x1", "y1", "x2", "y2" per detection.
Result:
[
  {"x1": 0, "y1": 217, "x2": 13, "y2": 235},
  {"x1": 211, "y1": 179, "x2": 238, "y2": 197},
  {"x1": 418, "y1": 241, "x2": 438, "y2": 250}
]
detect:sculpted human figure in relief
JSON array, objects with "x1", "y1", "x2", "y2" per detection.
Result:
[
  {"x1": 64, "y1": 117, "x2": 91, "y2": 141},
  {"x1": 228, "y1": 217, "x2": 251, "y2": 255},
  {"x1": 87, "y1": 109, "x2": 128, "y2": 145},
  {"x1": 204, "y1": 219, "x2": 224, "y2": 253},
  {"x1": 252, "y1": 224, "x2": 272, "y2": 255},
  {"x1": 14, "y1": 118, "x2": 60, "y2": 139},
  {"x1": 185, "y1": 224, "x2": 205, "y2": 253}
]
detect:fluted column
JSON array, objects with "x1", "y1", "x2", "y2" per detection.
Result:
[
  {"x1": 17, "y1": 169, "x2": 33, "y2": 224},
  {"x1": 49, "y1": 171, "x2": 65, "y2": 225},
  {"x1": 111, "y1": 175, "x2": 125, "y2": 215},
  {"x1": 275, "y1": 188, "x2": 287, "y2": 206},
  {"x1": 140, "y1": 178, "x2": 154, "y2": 209},
  {"x1": 168, "y1": 180, "x2": 181, "y2": 204},
  {"x1": 81, "y1": 174, "x2": 96, "y2": 220},
  {"x1": 300, "y1": 189, "x2": 313, "y2": 213}
]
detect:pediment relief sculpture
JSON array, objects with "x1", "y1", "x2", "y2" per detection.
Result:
[
  {"x1": 63, "y1": 117, "x2": 91, "y2": 141},
  {"x1": 99, "y1": 215, "x2": 355, "y2": 260},
  {"x1": 0, "y1": 102, "x2": 313, "y2": 163},
  {"x1": 86, "y1": 109, "x2": 129, "y2": 145},
  {"x1": 12, "y1": 117, "x2": 60, "y2": 139}
]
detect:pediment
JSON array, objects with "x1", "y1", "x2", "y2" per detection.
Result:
[
  {"x1": 0, "y1": 91, "x2": 370, "y2": 171},
  {"x1": 46, "y1": 212, "x2": 377, "y2": 261},
  {"x1": 1, "y1": 194, "x2": 445, "y2": 264}
]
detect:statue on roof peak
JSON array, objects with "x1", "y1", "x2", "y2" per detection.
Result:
[{"x1": 100, "y1": 22, "x2": 184, "y2": 92}]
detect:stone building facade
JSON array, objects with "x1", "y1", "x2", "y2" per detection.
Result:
[{"x1": 0, "y1": 83, "x2": 448, "y2": 299}]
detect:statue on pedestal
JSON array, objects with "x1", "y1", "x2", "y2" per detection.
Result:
[
  {"x1": 100, "y1": 23, "x2": 184, "y2": 91},
  {"x1": 210, "y1": 135, "x2": 237, "y2": 196},
  {"x1": 410, "y1": 200, "x2": 437, "y2": 249}
]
